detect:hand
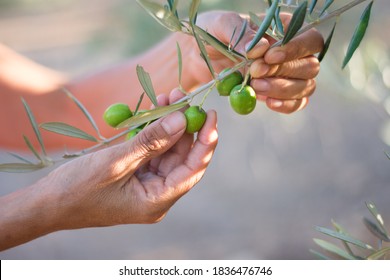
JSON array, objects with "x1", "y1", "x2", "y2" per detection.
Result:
[
  {"x1": 48, "y1": 90, "x2": 217, "y2": 228},
  {"x1": 250, "y1": 13, "x2": 323, "y2": 113},
  {"x1": 192, "y1": 11, "x2": 324, "y2": 114}
]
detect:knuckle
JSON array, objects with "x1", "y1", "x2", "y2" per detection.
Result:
[{"x1": 136, "y1": 125, "x2": 168, "y2": 155}]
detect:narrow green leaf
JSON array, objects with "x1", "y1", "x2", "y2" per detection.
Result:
[
  {"x1": 274, "y1": 6, "x2": 284, "y2": 36},
  {"x1": 136, "y1": 65, "x2": 158, "y2": 107},
  {"x1": 21, "y1": 98, "x2": 46, "y2": 156},
  {"x1": 313, "y1": 239, "x2": 356, "y2": 260},
  {"x1": 23, "y1": 135, "x2": 41, "y2": 161},
  {"x1": 282, "y1": 1, "x2": 308, "y2": 46},
  {"x1": 134, "y1": 92, "x2": 145, "y2": 115},
  {"x1": 363, "y1": 218, "x2": 390, "y2": 242},
  {"x1": 192, "y1": 25, "x2": 241, "y2": 61},
  {"x1": 319, "y1": 0, "x2": 334, "y2": 17},
  {"x1": 331, "y1": 220, "x2": 356, "y2": 257},
  {"x1": 367, "y1": 247, "x2": 390, "y2": 260},
  {"x1": 40, "y1": 122, "x2": 98, "y2": 142},
  {"x1": 309, "y1": 0, "x2": 318, "y2": 14},
  {"x1": 189, "y1": 0, "x2": 201, "y2": 24},
  {"x1": 365, "y1": 201, "x2": 389, "y2": 237},
  {"x1": 117, "y1": 101, "x2": 189, "y2": 128},
  {"x1": 62, "y1": 88, "x2": 103, "y2": 139},
  {"x1": 318, "y1": 22, "x2": 336, "y2": 62},
  {"x1": 136, "y1": 0, "x2": 182, "y2": 32},
  {"x1": 309, "y1": 249, "x2": 331, "y2": 260},
  {"x1": 342, "y1": 1, "x2": 373, "y2": 69},
  {"x1": 249, "y1": 11, "x2": 262, "y2": 27},
  {"x1": 191, "y1": 25, "x2": 215, "y2": 78},
  {"x1": 167, "y1": 0, "x2": 178, "y2": 17},
  {"x1": 267, "y1": 0, "x2": 272, "y2": 7},
  {"x1": 232, "y1": 20, "x2": 248, "y2": 51},
  {"x1": 0, "y1": 162, "x2": 45, "y2": 173},
  {"x1": 229, "y1": 26, "x2": 237, "y2": 49},
  {"x1": 7, "y1": 152, "x2": 33, "y2": 164},
  {"x1": 176, "y1": 42, "x2": 183, "y2": 86},
  {"x1": 246, "y1": 0, "x2": 279, "y2": 52},
  {"x1": 316, "y1": 226, "x2": 374, "y2": 251}
]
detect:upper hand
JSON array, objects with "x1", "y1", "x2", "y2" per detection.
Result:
[{"x1": 193, "y1": 11, "x2": 324, "y2": 114}]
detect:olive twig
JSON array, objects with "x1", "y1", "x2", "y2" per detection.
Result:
[{"x1": 272, "y1": 0, "x2": 372, "y2": 47}]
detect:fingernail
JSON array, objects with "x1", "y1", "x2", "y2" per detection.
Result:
[
  {"x1": 270, "y1": 99, "x2": 283, "y2": 108},
  {"x1": 250, "y1": 61, "x2": 270, "y2": 78},
  {"x1": 161, "y1": 111, "x2": 186, "y2": 136},
  {"x1": 253, "y1": 79, "x2": 270, "y2": 92},
  {"x1": 267, "y1": 50, "x2": 286, "y2": 64}
]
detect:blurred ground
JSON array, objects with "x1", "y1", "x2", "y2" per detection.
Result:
[{"x1": 1, "y1": 0, "x2": 390, "y2": 259}]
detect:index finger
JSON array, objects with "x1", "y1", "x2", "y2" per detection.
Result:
[
  {"x1": 164, "y1": 110, "x2": 218, "y2": 196},
  {"x1": 264, "y1": 14, "x2": 324, "y2": 64}
]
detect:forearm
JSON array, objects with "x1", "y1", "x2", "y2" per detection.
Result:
[
  {"x1": 0, "y1": 32, "x2": 200, "y2": 150},
  {"x1": 0, "y1": 180, "x2": 62, "y2": 251}
]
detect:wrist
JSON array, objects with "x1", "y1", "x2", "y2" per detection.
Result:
[{"x1": 0, "y1": 179, "x2": 62, "y2": 250}]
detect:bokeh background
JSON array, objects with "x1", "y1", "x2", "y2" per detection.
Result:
[{"x1": 1, "y1": 0, "x2": 389, "y2": 259}]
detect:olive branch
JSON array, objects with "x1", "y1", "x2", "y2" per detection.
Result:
[
  {"x1": 312, "y1": 201, "x2": 390, "y2": 260},
  {"x1": 0, "y1": 0, "x2": 375, "y2": 173}
]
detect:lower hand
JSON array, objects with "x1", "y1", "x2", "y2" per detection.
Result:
[{"x1": 47, "y1": 89, "x2": 218, "y2": 228}]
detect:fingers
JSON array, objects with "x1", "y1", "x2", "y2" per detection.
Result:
[
  {"x1": 165, "y1": 110, "x2": 218, "y2": 196},
  {"x1": 250, "y1": 56, "x2": 320, "y2": 79},
  {"x1": 251, "y1": 76, "x2": 316, "y2": 100},
  {"x1": 266, "y1": 97, "x2": 309, "y2": 114},
  {"x1": 264, "y1": 14, "x2": 324, "y2": 64},
  {"x1": 112, "y1": 111, "x2": 186, "y2": 179}
]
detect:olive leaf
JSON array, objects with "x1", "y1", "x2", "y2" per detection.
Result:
[
  {"x1": 249, "y1": 11, "x2": 262, "y2": 27},
  {"x1": 40, "y1": 122, "x2": 98, "y2": 142},
  {"x1": 363, "y1": 218, "x2": 390, "y2": 242},
  {"x1": 313, "y1": 238, "x2": 356, "y2": 260},
  {"x1": 191, "y1": 25, "x2": 215, "y2": 78},
  {"x1": 62, "y1": 88, "x2": 103, "y2": 140},
  {"x1": 342, "y1": 1, "x2": 373, "y2": 69},
  {"x1": 134, "y1": 92, "x2": 145, "y2": 115},
  {"x1": 318, "y1": 21, "x2": 336, "y2": 62},
  {"x1": 309, "y1": 249, "x2": 331, "y2": 260},
  {"x1": 367, "y1": 247, "x2": 390, "y2": 260},
  {"x1": 282, "y1": 1, "x2": 308, "y2": 46},
  {"x1": 23, "y1": 135, "x2": 42, "y2": 162},
  {"x1": 246, "y1": 0, "x2": 279, "y2": 52},
  {"x1": 116, "y1": 101, "x2": 189, "y2": 129},
  {"x1": 274, "y1": 6, "x2": 284, "y2": 36},
  {"x1": 136, "y1": 65, "x2": 159, "y2": 107},
  {"x1": 167, "y1": 0, "x2": 179, "y2": 18},
  {"x1": 331, "y1": 219, "x2": 356, "y2": 257},
  {"x1": 309, "y1": 0, "x2": 318, "y2": 14},
  {"x1": 136, "y1": 0, "x2": 182, "y2": 32},
  {"x1": 192, "y1": 25, "x2": 242, "y2": 61},
  {"x1": 319, "y1": 0, "x2": 334, "y2": 17},
  {"x1": 0, "y1": 162, "x2": 46, "y2": 173},
  {"x1": 315, "y1": 226, "x2": 375, "y2": 251},
  {"x1": 231, "y1": 20, "x2": 248, "y2": 51},
  {"x1": 365, "y1": 201, "x2": 389, "y2": 238},
  {"x1": 21, "y1": 98, "x2": 47, "y2": 157},
  {"x1": 7, "y1": 152, "x2": 33, "y2": 164},
  {"x1": 189, "y1": 0, "x2": 201, "y2": 24},
  {"x1": 176, "y1": 42, "x2": 183, "y2": 86}
]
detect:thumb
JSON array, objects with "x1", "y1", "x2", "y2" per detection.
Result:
[{"x1": 126, "y1": 111, "x2": 186, "y2": 168}]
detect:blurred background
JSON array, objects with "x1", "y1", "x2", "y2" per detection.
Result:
[{"x1": 1, "y1": 0, "x2": 389, "y2": 259}]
